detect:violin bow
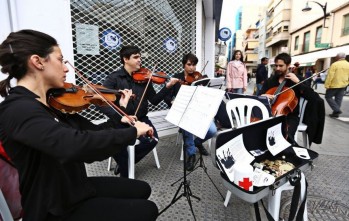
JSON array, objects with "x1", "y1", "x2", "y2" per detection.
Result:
[
  {"x1": 134, "y1": 63, "x2": 157, "y2": 116},
  {"x1": 274, "y1": 68, "x2": 329, "y2": 96},
  {"x1": 200, "y1": 61, "x2": 209, "y2": 74}
]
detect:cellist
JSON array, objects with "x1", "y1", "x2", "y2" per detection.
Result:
[{"x1": 259, "y1": 53, "x2": 313, "y2": 144}]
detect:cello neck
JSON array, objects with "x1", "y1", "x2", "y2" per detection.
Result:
[{"x1": 271, "y1": 80, "x2": 287, "y2": 105}]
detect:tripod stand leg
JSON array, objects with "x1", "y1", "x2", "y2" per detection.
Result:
[
  {"x1": 158, "y1": 182, "x2": 184, "y2": 215},
  {"x1": 185, "y1": 192, "x2": 197, "y2": 221}
]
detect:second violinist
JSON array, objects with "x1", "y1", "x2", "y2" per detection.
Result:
[{"x1": 98, "y1": 45, "x2": 178, "y2": 177}]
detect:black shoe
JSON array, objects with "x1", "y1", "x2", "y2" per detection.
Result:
[
  {"x1": 333, "y1": 110, "x2": 342, "y2": 115},
  {"x1": 186, "y1": 155, "x2": 196, "y2": 171},
  {"x1": 329, "y1": 113, "x2": 339, "y2": 118},
  {"x1": 113, "y1": 164, "x2": 120, "y2": 175},
  {"x1": 196, "y1": 144, "x2": 209, "y2": 156}
]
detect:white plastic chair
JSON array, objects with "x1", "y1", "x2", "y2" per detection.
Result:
[
  {"x1": 107, "y1": 140, "x2": 161, "y2": 179},
  {"x1": 294, "y1": 97, "x2": 309, "y2": 148},
  {"x1": 0, "y1": 189, "x2": 13, "y2": 221},
  {"x1": 267, "y1": 172, "x2": 308, "y2": 220},
  {"x1": 224, "y1": 98, "x2": 270, "y2": 207}
]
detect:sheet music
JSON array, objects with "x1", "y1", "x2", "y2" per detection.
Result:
[
  {"x1": 179, "y1": 86, "x2": 225, "y2": 138},
  {"x1": 165, "y1": 85, "x2": 224, "y2": 139},
  {"x1": 165, "y1": 85, "x2": 196, "y2": 126}
]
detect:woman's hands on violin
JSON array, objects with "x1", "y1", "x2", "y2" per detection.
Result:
[{"x1": 165, "y1": 78, "x2": 180, "y2": 88}]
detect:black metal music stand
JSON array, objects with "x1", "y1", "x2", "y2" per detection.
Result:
[
  {"x1": 170, "y1": 146, "x2": 225, "y2": 201},
  {"x1": 158, "y1": 144, "x2": 200, "y2": 220}
]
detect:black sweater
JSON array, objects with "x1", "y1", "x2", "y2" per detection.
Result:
[{"x1": 0, "y1": 86, "x2": 137, "y2": 221}]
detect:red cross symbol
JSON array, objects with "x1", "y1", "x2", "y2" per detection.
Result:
[{"x1": 239, "y1": 178, "x2": 253, "y2": 190}]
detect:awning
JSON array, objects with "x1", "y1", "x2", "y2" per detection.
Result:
[{"x1": 292, "y1": 45, "x2": 349, "y2": 66}]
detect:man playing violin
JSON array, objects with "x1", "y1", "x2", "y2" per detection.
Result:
[
  {"x1": 260, "y1": 53, "x2": 315, "y2": 144},
  {"x1": 164, "y1": 53, "x2": 217, "y2": 171},
  {"x1": 99, "y1": 45, "x2": 178, "y2": 177}
]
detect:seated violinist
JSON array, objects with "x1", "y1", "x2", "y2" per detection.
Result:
[
  {"x1": 98, "y1": 45, "x2": 178, "y2": 177},
  {"x1": 259, "y1": 53, "x2": 314, "y2": 144},
  {"x1": 0, "y1": 30, "x2": 158, "y2": 220},
  {"x1": 164, "y1": 53, "x2": 217, "y2": 171}
]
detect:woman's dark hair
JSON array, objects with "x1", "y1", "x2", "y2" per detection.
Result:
[
  {"x1": 119, "y1": 45, "x2": 141, "y2": 65},
  {"x1": 182, "y1": 53, "x2": 198, "y2": 67},
  {"x1": 0, "y1": 29, "x2": 57, "y2": 97},
  {"x1": 232, "y1": 50, "x2": 244, "y2": 62}
]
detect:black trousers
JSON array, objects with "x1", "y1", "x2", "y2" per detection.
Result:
[
  {"x1": 55, "y1": 177, "x2": 158, "y2": 221},
  {"x1": 114, "y1": 116, "x2": 158, "y2": 177}
]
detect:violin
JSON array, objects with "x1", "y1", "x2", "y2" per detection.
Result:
[
  {"x1": 265, "y1": 80, "x2": 298, "y2": 116},
  {"x1": 132, "y1": 67, "x2": 170, "y2": 84},
  {"x1": 184, "y1": 71, "x2": 203, "y2": 84},
  {"x1": 48, "y1": 82, "x2": 135, "y2": 114}
]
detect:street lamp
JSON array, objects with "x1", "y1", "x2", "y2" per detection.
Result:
[{"x1": 302, "y1": 1, "x2": 328, "y2": 28}]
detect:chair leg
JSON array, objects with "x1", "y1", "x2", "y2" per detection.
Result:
[
  {"x1": 107, "y1": 157, "x2": 112, "y2": 171},
  {"x1": 128, "y1": 145, "x2": 135, "y2": 179},
  {"x1": 224, "y1": 190, "x2": 232, "y2": 207},
  {"x1": 302, "y1": 132, "x2": 308, "y2": 149},
  {"x1": 175, "y1": 131, "x2": 181, "y2": 146},
  {"x1": 153, "y1": 148, "x2": 161, "y2": 169}
]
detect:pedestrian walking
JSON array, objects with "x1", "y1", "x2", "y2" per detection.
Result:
[
  {"x1": 255, "y1": 57, "x2": 268, "y2": 95},
  {"x1": 324, "y1": 52, "x2": 349, "y2": 118}
]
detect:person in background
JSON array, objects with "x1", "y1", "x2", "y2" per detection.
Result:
[
  {"x1": 98, "y1": 45, "x2": 178, "y2": 177},
  {"x1": 255, "y1": 57, "x2": 269, "y2": 95},
  {"x1": 291, "y1": 62, "x2": 300, "y2": 75},
  {"x1": 304, "y1": 67, "x2": 313, "y2": 87},
  {"x1": 324, "y1": 52, "x2": 349, "y2": 118},
  {"x1": 0, "y1": 29, "x2": 158, "y2": 221},
  {"x1": 225, "y1": 50, "x2": 247, "y2": 93},
  {"x1": 164, "y1": 53, "x2": 217, "y2": 171}
]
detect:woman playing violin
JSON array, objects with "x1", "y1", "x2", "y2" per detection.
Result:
[
  {"x1": 0, "y1": 30, "x2": 158, "y2": 221},
  {"x1": 98, "y1": 45, "x2": 178, "y2": 177},
  {"x1": 259, "y1": 53, "x2": 314, "y2": 144}
]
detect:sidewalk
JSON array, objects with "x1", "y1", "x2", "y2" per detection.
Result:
[{"x1": 85, "y1": 78, "x2": 349, "y2": 220}]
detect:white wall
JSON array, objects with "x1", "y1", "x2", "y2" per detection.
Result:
[{"x1": 0, "y1": 0, "x2": 75, "y2": 83}]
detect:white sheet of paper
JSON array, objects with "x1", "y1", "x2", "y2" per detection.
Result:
[
  {"x1": 293, "y1": 147, "x2": 310, "y2": 159},
  {"x1": 166, "y1": 85, "x2": 224, "y2": 139},
  {"x1": 216, "y1": 133, "x2": 255, "y2": 168},
  {"x1": 179, "y1": 86, "x2": 225, "y2": 139},
  {"x1": 266, "y1": 123, "x2": 291, "y2": 156},
  {"x1": 165, "y1": 85, "x2": 196, "y2": 126}
]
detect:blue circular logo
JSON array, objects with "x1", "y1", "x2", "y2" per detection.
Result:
[
  {"x1": 163, "y1": 37, "x2": 177, "y2": 53},
  {"x1": 218, "y1": 27, "x2": 232, "y2": 41},
  {"x1": 101, "y1": 29, "x2": 121, "y2": 50}
]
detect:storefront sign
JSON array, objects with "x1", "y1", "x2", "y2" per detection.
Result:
[{"x1": 76, "y1": 23, "x2": 99, "y2": 55}]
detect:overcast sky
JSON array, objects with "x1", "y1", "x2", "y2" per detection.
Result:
[{"x1": 220, "y1": 0, "x2": 270, "y2": 40}]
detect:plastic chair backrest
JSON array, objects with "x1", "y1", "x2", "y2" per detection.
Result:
[
  {"x1": 298, "y1": 97, "x2": 308, "y2": 124},
  {"x1": 226, "y1": 98, "x2": 270, "y2": 128}
]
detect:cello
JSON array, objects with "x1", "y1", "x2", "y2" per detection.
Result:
[
  {"x1": 266, "y1": 68, "x2": 328, "y2": 116},
  {"x1": 266, "y1": 80, "x2": 298, "y2": 116}
]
